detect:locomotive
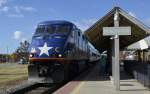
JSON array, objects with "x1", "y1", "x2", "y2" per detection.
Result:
[{"x1": 28, "y1": 20, "x2": 100, "y2": 83}]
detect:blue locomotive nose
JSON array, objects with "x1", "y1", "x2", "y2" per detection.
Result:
[
  {"x1": 29, "y1": 21, "x2": 73, "y2": 59},
  {"x1": 29, "y1": 34, "x2": 67, "y2": 58}
]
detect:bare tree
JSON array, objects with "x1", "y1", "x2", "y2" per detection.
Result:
[{"x1": 15, "y1": 40, "x2": 30, "y2": 63}]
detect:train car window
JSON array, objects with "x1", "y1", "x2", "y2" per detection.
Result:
[
  {"x1": 56, "y1": 25, "x2": 70, "y2": 34},
  {"x1": 71, "y1": 31, "x2": 74, "y2": 37},
  {"x1": 82, "y1": 35, "x2": 85, "y2": 40}
]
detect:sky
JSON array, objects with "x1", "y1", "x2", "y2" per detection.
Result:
[{"x1": 0, "y1": 0, "x2": 150, "y2": 54}]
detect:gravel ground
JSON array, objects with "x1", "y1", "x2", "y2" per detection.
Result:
[
  {"x1": 0, "y1": 63, "x2": 28, "y2": 94},
  {"x1": 0, "y1": 80, "x2": 28, "y2": 94}
]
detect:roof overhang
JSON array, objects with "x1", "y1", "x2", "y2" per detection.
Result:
[
  {"x1": 126, "y1": 36, "x2": 150, "y2": 50},
  {"x1": 84, "y1": 7, "x2": 150, "y2": 52}
]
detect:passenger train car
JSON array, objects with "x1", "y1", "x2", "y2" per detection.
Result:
[{"x1": 28, "y1": 20, "x2": 100, "y2": 83}]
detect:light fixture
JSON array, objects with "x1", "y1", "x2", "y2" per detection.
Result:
[
  {"x1": 29, "y1": 54, "x2": 33, "y2": 58},
  {"x1": 58, "y1": 54, "x2": 62, "y2": 58}
]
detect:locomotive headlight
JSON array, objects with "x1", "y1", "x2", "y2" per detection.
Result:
[
  {"x1": 55, "y1": 47, "x2": 61, "y2": 53},
  {"x1": 58, "y1": 54, "x2": 62, "y2": 58},
  {"x1": 29, "y1": 54, "x2": 33, "y2": 58}
]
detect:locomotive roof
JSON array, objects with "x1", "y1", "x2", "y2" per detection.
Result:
[{"x1": 38, "y1": 20, "x2": 73, "y2": 26}]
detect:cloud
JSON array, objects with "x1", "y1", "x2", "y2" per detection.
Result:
[
  {"x1": 0, "y1": 0, "x2": 9, "y2": 13},
  {"x1": 14, "y1": 6, "x2": 20, "y2": 13},
  {"x1": 13, "y1": 31, "x2": 28, "y2": 43},
  {"x1": 7, "y1": 13, "x2": 24, "y2": 18},
  {"x1": 20, "y1": 6, "x2": 36, "y2": 12},
  {"x1": 128, "y1": 11, "x2": 137, "y2": 18},
  {"x1": 0, "y1": 0, "x2": 8, "y2": 7},
  {"x1": 14, "y1": 31, "x2": 22, "y2": 40},
  {"x1": 14, "y1": 6, "x2": 36, "y2": 13},
  {"x1": 5, "y1": 6, "x2": 36, "y2": 18},
  {"x1": 0, "y1": 6, "x2": 9, "y2": 12},
  {"x1": 0, "y1": 0, "x2": 36, "y2": 18},
  {"x1": 73, "y1": 19, "x2": 97, "y2": 31}
]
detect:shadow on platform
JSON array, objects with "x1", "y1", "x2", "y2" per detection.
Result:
[{"x1": 73, "y1": 64, "x2": 110, "y2": 81}]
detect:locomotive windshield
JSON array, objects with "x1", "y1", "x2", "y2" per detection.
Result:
[
  {"x1": 35, "y1": 25, "x2": 53, "y2": 34},
  {"x1": 56, "y1": 25, "x2": 70, "y2": 34},
  {"x1": 47, "y1": 26, "x2": 53, "y2": 33},
  {"x1": 34, "y1": 24, "x2": 72, "y2": 36},
  {"x1": 36, "y1": 27, "x2": 45, "y2": 34}
]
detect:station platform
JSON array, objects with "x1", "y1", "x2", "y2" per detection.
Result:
[{"x1": 54, "y1": 64, "x2": 150, "y2": 94}]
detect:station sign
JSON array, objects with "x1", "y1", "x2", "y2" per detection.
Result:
[{"x1": 103, "y1": 27, "x2": 131, "y2": 36}]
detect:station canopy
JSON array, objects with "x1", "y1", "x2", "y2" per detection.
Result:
[
  {"x1": 84, "y1": 7, "x2": 150, "y2": 52},
  {"x1": 126, "y1": 36, "x2": 150, "y2": 50}
]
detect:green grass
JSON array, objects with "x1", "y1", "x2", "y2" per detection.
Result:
[{"x1": 0, "y1": 63, "x2": 28, "y2": 84}]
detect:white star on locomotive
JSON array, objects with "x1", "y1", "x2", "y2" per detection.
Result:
[{"x1": 38, "y1": 42, "x2": 52, "y2": 56}]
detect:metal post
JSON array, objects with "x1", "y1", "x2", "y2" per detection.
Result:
[
  {"x1": 114, "y1": 10, "x2": 120, "y2": 90},
  {"x1": 6, "y1": 46, "x2": 9, "y2": 63},
  {"x1": 111, "y1": 39, "x2": 115, "y2": 84},
  {"x1": 148, "y1": 64, "x2": 150, "y2": 89},
  {"x1": 103, "y1": 9, "x2": 131, "y2": 91}
]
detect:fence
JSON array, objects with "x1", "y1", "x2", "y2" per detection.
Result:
[{"x1": 124, "y1": 60, "x2": 150, "y2": 89}]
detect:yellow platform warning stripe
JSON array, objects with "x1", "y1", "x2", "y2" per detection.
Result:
[{"x1": 70, "y1": 81, "x2": 85, "y2": 94}]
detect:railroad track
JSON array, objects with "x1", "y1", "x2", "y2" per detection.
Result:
[
  {"x1": 2, "y1": 63, "x2": 98, "y2": 94},
  {"x1": 5, "y1": 81, "x2": 64, "y2": 94}
]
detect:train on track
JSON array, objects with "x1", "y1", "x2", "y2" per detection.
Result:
[{"x1": 28, "y1": 20, "x2": 100, "y2": 83}]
